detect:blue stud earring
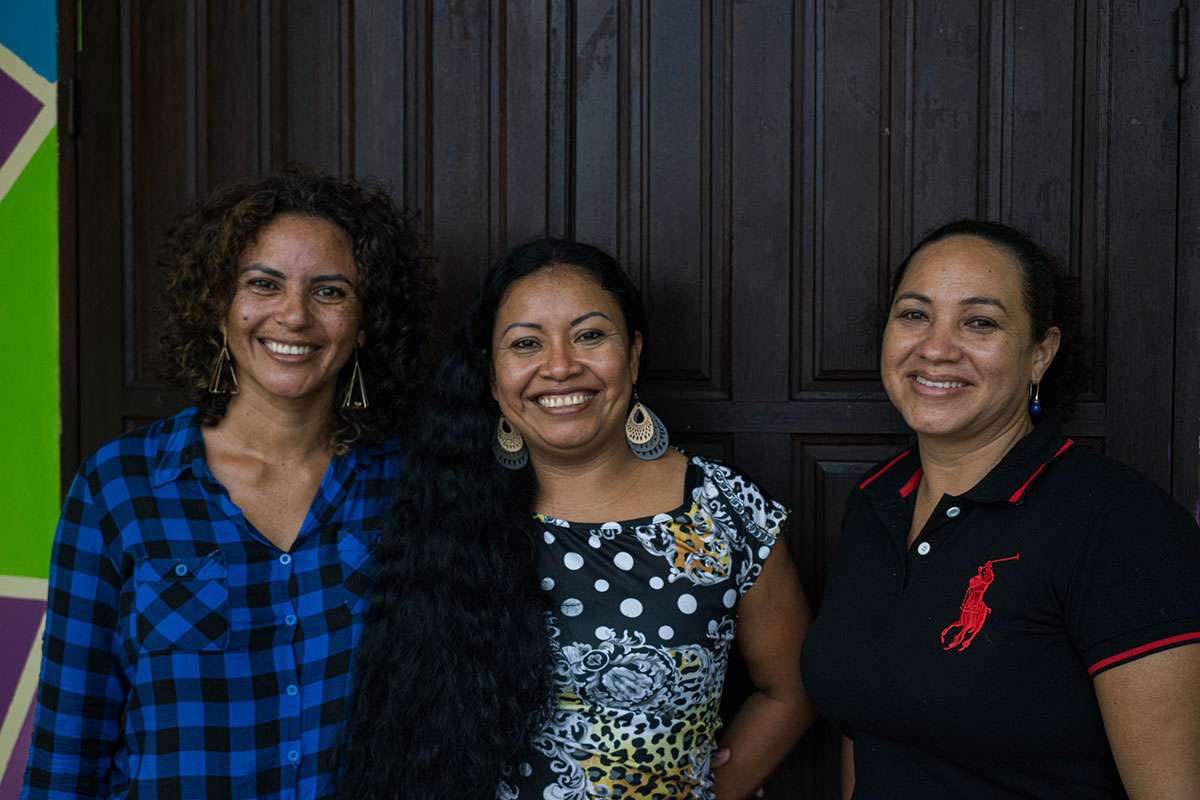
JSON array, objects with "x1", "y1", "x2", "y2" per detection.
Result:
[{"x1": 1029, "y1": 382, "x2": 1042, "y2": 416}]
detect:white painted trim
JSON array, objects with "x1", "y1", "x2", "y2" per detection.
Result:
[{"x1": 0, "y1": 576, "x2": 49, "y2": 601}]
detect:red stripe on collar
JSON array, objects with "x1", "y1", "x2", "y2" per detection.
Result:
[
  {"x1": 859, "y1": 449, "x2": 912, "y2": 490},
  {"x1": 899, "y1": 467, "x2": 923, "y2": 498},
  {"x1": 1008, "y1": 438, "x2": 1075, "y2": 504}
]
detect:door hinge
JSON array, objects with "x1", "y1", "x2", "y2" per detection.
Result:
[{"x1": 1176, "y1": 3, "x2": 1189, "y2": 84}]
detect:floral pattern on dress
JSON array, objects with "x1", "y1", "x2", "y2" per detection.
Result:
[{"x1": 500, "y1": 454, "x2": 787, "y2": 800}]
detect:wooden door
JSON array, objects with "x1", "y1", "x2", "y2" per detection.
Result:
[{"x1": 58, "y1": 2, "x2": 1197, "y2": 795}]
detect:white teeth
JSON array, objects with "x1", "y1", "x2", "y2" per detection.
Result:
[
  {"x1": 265, "y1": 340, "x2": 315, "y2": 356},
  {"x1": 537, "y1": 393, "x2": 594, "y2": 408},
  {"x1": 915, "y1": 376, "x2": 965, "y2": 389}
]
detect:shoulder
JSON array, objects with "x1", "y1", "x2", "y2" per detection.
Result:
[
  {"x1": 685, "y1": 451, "x2": 790, "y2": 532},
  {"x1": 1039, "y1": 444, "x2": 1193, "y2": 529},
  {"x1": 79, "y1": 407, "x2": 199, "y2": 484},
  {"x1": 346, "y1": 432, "x2": 407, "y2": 474}
]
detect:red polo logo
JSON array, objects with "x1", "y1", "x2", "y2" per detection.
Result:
[{"x1": 940, "y1": 555, "x2": 1020, "y2": 651}]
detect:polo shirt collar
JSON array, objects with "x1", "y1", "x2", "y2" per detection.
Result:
[
  {"x1": 961, "y1": 417, "x2": 1074, "y2": 505},
  {"x1": 858, "y1": 417, "x2": 1074, "y2": 506}
]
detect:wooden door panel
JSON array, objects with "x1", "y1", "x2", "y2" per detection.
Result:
[
  {"x1": 63, "y1": 2, "x2": 1194, "y2": 797},
  {"x1": 204, "y1": 1, "x2": 264, "y2": 187}
]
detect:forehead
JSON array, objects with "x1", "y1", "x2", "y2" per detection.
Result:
[
  {"x1": 241, "y1": 214, "x2": 354, "y2": 263},
  {"x1": 899, "y1": 235, "x2": 1024, "y2": 300},
  {"x1": 495, "y1": 264, "x2": 624, "y2": 323}
]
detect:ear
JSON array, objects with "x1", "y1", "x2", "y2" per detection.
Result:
[
  {"x1": 357, "y1": 330, "x2": 367, "y2": 348},
  {"x1": 1030, "y1": 326, "x2": 1061, "y2": 384},
  {"x1": 629, "y1": 331, "x2": 644, "y2": 384}
]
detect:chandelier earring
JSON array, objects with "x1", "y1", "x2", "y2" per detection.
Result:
[
  {"x1": 493, "y1": 415, "x2": 529, "y2": 470},
  {"x1": 625, "y1": 385, "x2": 669, "y2": 460},
  {"x1": 207, "y1": 328, "x2": 239, "y2": 395},
  {"x1": 342, "y1": 346, "x2": 369, "y2": 410},
  {"x1": 1029, "y1": 382, "x2": 1042, "y2": 416}
]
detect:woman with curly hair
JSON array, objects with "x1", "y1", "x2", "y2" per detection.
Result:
[
  {"x1": 21, "y1": 166, "x2": 434, "y2": 800},
  {"x1": 340, "y1": 238, "x2": 815, "y2": 800}
]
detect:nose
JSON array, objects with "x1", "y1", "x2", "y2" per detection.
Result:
[
  {"x1": 541, "y1": 339, "x2": 582, "y2": 379},
  {"x1": 918, "y1": 320, "x2": 961, "y2": 361},
  {"x1": 277, "y1": 288, "x2": 313, "y2": 327}
]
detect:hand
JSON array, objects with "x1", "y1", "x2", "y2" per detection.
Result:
[{"x1": 711, "y1": 747, "x2": 766, "y2": 797}]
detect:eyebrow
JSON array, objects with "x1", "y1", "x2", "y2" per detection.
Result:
[
  {"x1": 895, "y1": 291, "x2": 1008, "y2": 312},
  {"x1": 501, "y1": 322, "x2": 542, "y2": 335},
  {"x1": 240, "y1": 264, "x2": 355, "y2": 285},
  {"x1": 501, "y1": 311, "x2": 613, "y2": 336},
  {"x1": 571, "y1": 311, "x2": 613, "y2": 326}
]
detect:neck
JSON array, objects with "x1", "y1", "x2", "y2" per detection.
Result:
[
  {"x1": 216, "y1": 390, "x2": 335, "y2": 461},
  {"x1": 916, "y1": 414, "x2": 1034, "y2": 499},
  {"x1": 531, "y1": 437, "x2": 648, "y2": 518}
]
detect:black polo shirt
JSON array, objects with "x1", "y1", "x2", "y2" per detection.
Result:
[{"x1": 800, "y1": 418, "x2": 1200, "y2": 799}]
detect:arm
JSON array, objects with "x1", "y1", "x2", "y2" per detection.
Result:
[
  {"x1": 22, "y1": 471, "x2": 124, "y2": 799},
  {"x1": 841, "y1": 736, "x2": 855, "y2": 800},
  {"x1": 1094, "y1": 643, "x2": 1200, "y2": 799},
  {"x1": 712, "y1": 538, "x2": 816, "y2": 800}
]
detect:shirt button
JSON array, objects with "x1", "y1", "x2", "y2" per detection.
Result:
[
  {"x1": 946, "y1": 506, "x2": 961, "y2": 518},
  {"x1": 284, "y1": 614, "x2": 297, "y2": 626},
  {"x1": 174, "y1": 563, "x2": 188, "y2": 576},
  {"x1": 286, "y1": 683, "x2": 299, "y2": 696},
  {"x1": 917, "y1": 542, "x2": 932, "y2": 555},
  {"x1": 279, "y1": 553, "x2": 292, "y2": 566},
  {"x1": 287, "y1": 749, "x2": 300, "y2": 763}
]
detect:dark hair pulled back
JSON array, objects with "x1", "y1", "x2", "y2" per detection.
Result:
[{"x1": 892, "y1": 219, "x2": 1089, "y2": 418}]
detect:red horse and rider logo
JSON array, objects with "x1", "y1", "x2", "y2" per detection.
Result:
[{"x1": 940, "y1": 554, "x2": 1020, "y2": 651}]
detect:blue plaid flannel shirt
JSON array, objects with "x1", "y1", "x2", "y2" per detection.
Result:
[{"x1": 21, "y1": 407, "x2": 402, "y2": 800}]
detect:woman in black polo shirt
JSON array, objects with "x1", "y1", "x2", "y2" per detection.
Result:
[{"x1": 800, "y1": 220, "x2": 1200, "y2": 798}]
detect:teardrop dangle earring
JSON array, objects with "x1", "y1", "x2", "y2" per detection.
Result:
[
  {"x1": 1029, "y1": 382, "x2": 1042, "y2": 416},
  {"x1": 625, "y1": 385, "x2": 669, "y2": 460}
]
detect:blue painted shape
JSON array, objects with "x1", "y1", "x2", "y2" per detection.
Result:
[{"x1": 0, "y1": 0, "x2": 58, "y2": 82}]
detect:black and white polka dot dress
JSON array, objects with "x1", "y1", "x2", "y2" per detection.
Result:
[{"x1": 500, "y1": 453, "x2": 787, "y2": 800}]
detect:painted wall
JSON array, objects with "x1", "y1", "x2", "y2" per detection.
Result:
[{"x1": 0, "y1": 0, "x2": 58, "y2": 792}]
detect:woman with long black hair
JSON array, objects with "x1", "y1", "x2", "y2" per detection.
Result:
[{"x1": 340, "y1": 239, "x2": 815, "y2": 799}]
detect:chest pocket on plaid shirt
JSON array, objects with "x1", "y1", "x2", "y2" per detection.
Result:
[
  {"x1": 134, "y1": 554, "x2": 230, "y2": 651},
  {"x1": 338, "y1": 528, "x2": 379, "y2": 616}
]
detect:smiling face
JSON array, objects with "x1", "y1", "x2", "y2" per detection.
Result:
[
  {"x1": 224, "y1": 213, "x2": 363, "y2": 408},
  {"x1": 490, "y1": 265, "x2": 642, "y2": 465},
  {"x1": 881, "y1": 235, "x2": 1060, "y2": 448}
]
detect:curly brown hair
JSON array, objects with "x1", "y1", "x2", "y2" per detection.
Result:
[{"x1": 156, "y1": 165, "x2": 436, "y2": 450}]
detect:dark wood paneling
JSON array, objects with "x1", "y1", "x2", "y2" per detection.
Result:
[
  {"x1": 729, "y1": 1, "x2": 791, "y2": 403},
  {"x1": 1173, "y1": 2, "x2": 1199, "y2": 516},
  {"x1": 61, "y1": 2, "x2": 1196, "y2": 796},
  {"x1": 643, "y1": 0, "x2": 720, "y2": 391},
  {"x1": 1103, "y1": 0, "x2": 1178, "y2": 489},
  {"x1": 206, "y1": 1, "x2": 264, "y2": 186},
  {"x1": 572, "y1": 1, "x2": 621, "y2": 252},
  {"x1": 130, "y1": 0, "x2": 194, "y2": 386},
  {"x1": 75, "y1": 1, "x2": 124, "y2": 461},
  {"x1": 352, "y1": 1, "x2": 406, "y2": 189},
  {"x1": 283, "y1": 0, "x2": 343, "y2": 173},
  {"x1": 810, "y1": 0, "x2": 886, "y2": 382}
]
